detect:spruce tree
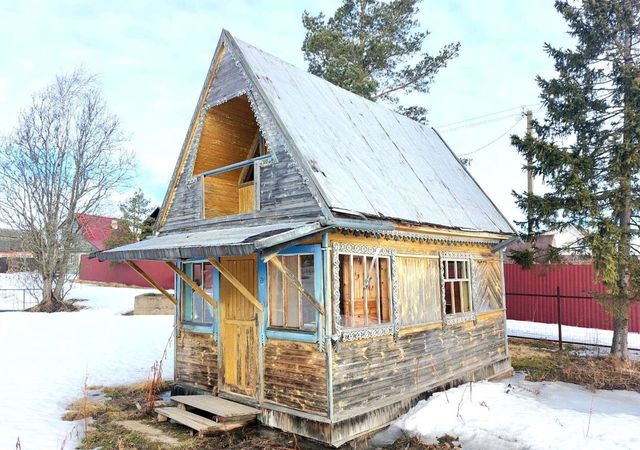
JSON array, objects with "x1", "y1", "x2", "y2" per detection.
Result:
[
  {"x1": 302, "y1": 0, "x2": 459, "y2": 124},
  {"x1": 512, "y1": 0, "x2": 640, "y2": 360},
  {"x1": 105, "y1": 189, "x2": 155, "y2": 249}
]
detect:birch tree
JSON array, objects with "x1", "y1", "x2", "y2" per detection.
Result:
[{"x1": 0, "y1": 70, "x2": 133, "y2": 311}]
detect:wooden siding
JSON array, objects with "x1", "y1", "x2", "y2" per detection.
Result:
[
  {"x1": 205, "y1": 49, "x2": 249, "y2": 107},
  {"x1": 175, "y1": 329, "x2": 218, "y2": 392},
  {"x1": 332, "y1": 313, "x2": 507, "y2": 419},
  {"x1": 263, "y1": 339, "x2": 328, "y2": 415},
  {"x1": 396, "y1": 256, "x2": 441, "y2": 326},
  {"x1": 472, "y1": 258, "x2": 503, "y2": 313},
  {"x1": 238, "y1": 184, "x2": 255, "y2": 213}
]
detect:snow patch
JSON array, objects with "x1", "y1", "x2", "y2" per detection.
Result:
[
  {"x1": 0, "y1": 274, "x2": 174, "y2": 449},
  {"x1": 375, "y1": 374, "x2": 640, "y2": 450}
]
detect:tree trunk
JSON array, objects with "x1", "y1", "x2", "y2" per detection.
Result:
[{"x1": 611, "y1": 316, "x2": 630, "y2": 361}]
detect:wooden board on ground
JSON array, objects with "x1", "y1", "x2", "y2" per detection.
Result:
[
  {"x1": 171, "y1": 395, "x2": 260, "y2": 419},
  {"x1": 155, "y1": 407, "x2": 218, "y2": 433}
]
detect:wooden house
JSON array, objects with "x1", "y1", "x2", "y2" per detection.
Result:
[{"x1": 98, "y1": 30, "x2": 514, "y2": 446}]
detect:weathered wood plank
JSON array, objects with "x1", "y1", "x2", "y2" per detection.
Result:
[
  {"x1": 263, "y1": 340, "x2": 328, "y2": 415},
  {"x1": 175, "y1": 330, "x2": 217, "y2": 391}
]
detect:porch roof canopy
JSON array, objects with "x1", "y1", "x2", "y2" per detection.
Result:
[{"x1": 96, "y1": 222, "x2": 324, "y2": 261}]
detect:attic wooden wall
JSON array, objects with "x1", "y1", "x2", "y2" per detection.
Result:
[{"x1": 160, "y1": 45, "x2": 322, "y2": 234}]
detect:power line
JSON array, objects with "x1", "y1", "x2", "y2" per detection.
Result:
[
  {"x1": 435, "y1": 103, "x2": 539, "y2": 131},
  {"x1": 458, "y1": 115, "x2": 525, "y2": 157},
  {"x1": 438, "y1": 112, "x2": 522, "y2": 133}
]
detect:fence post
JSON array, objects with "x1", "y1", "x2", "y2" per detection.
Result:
[
  {"x1": 22, "y1": 289, "x2": 26, "y2": 310},
  {"x1": 556, "y1": 286, "x2": 563, "y2": 351}
]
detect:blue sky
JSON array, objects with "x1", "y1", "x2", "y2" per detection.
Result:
[{"x1": 0, "y1": 1, "x2": 571, "y2": 226}]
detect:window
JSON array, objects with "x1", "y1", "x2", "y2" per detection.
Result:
[
  {"x1": 338, "y1": 254, "x2": 391, "y2": 328},
  {"x1": 183, "y1": 262, "x2": 214, "y2": 324},
  {"x1": 268, "y1": 254, "x2": 317, "y2": 331},
  {"x1": 442, "y1": 259, "x2": 472, "y2": 315}
]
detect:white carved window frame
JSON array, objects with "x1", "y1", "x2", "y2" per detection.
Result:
[
  {"x1": 440, "y1": 251, "x2": 476, "y2": 325},
  {"x1": 331, "y1": 242, "x2": 399, "y2": 341}
]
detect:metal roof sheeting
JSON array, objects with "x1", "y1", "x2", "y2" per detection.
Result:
[
  {"x1": 234, "y1": 38, "x2": 513, "y2": 234},
  {"x1": 97, "y1": 222, "x2": 319, "y2": 261}
]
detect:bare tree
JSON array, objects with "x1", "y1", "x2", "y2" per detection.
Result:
[{"x1": 0, "y1": 70, "x2": 133, "y2": 311}]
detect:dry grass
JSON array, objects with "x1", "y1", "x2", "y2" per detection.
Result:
[
  {"x1": 378, "y1": 434, "x2": 460, "y2": 450},
  {"x1": 510, "y1": 338, "x2": 640, "y2": 392}
]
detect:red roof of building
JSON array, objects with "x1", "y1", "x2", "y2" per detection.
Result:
[{"x1": 75, "y1": 213, "x2": 119, "y2": 251}]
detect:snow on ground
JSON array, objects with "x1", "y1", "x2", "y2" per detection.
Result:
[
  {"x1": 375, "y1": 373, "x2": 640, "y2": 450},
  {"x1": 0, "y1": 275, "x2": 175, "y2": 450},
  {"x1": 508, "y1": 319, "x2": 640, "y2": 350}
]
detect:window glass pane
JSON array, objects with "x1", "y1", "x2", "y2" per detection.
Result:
[
  {"x1": 453, "y1": 281, "x2": 462, "y2": 313},
  {"x1": 269, "y1": 266, "x2": 284, "y2": 327},
  {"x1": 444, "y1": 282, "x2": 453, "y2": 314},
  {"x1": 447, "y1": 261, "x2": 456, "y2": 279},
  {"x1": 339, "y1": 254, "x2": 352, "y2": 327},
  {"x1": 351, "y1": 255, "x2": 366, "y2": 327},
  {"x1": 284, "y1": 255, "x2": 300, "y2": 328},
  {"x1": 203, "y1": 263, "x2": 213, "y2": 291},
  {"x1": 365, "y1": 257, "x2": 380, "y2": 325},
  {"x1": 379, "y1": 258, "x2": 391, "y2": 323},
  {"x1": 192, "y1": 294, "x2": 203, "y2": 321},
  {"x1": 300, "y1": 255, "x2": 316, "y2": 330},
  {"x1": 203, "y1": 302, "x2": 213, "y2": 323},
  {"x1": 460, "y1": 281, "x2": 470, "y2": 312}
]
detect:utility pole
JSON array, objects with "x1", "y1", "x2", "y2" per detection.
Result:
[{"x1": 526, "y1": 110, "x2": 534, "y2": 238}]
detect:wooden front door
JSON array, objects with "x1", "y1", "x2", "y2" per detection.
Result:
[{"x1": 219, "y1": 255, "x2": 259, "y2": 398}]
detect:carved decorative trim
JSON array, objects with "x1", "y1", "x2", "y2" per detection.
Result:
[
  {"x1": 331, "y1": 242, "x2": 398, "y2": 341},
  {"x1": 335, "y1": 228, "x2": 499, "y2": 247},
  {"x1": 445, "y1": 312, "x2": 476, "y2": 325}
]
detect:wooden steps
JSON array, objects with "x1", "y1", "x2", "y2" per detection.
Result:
[{"x1": 155, "y1": 395, "x2": 260, "y2": 435}]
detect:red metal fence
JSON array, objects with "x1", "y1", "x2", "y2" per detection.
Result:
[
  {"x1": 505, "y1": 263, "x2": 640, "y2": 332},
  {"x1": 78, "y1": 255, "x2": 174, "y2": 289}
]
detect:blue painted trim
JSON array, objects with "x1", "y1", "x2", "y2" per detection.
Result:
[
  {"x1": 261, "y1": 244, "x2": 323, "y2": 344},
  {"x1": 257, "y1": 251, "x2": 268, "y2": 346},
  {"x1": 212, "y1": 258, "x2": 221, "y2": 340},
  {"x1": 183, "y1": 263, "x2": 193, "y2": 321},
  {"x1": 266, "y1": 329, "x2": 317, "y2": 343},
  {"x1": 183, "y1": 322, "x2": 213, "y2": 334}
]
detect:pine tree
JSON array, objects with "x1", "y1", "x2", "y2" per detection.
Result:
[
  {"x1": 105, "y1": 189, "x2": 155, "y2": 249},
  {"x1": 511, "y1": 0, "x2": 640, "y2": 360},
  {"x1": 302, "y1": 0, "x2": 459, "y2": 124}
]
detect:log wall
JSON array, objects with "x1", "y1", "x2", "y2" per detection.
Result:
[
  {"x1": 263, "y1": 339, "x2": 328, "y2": 415},
  {"x1": 332, "y1": 312, "x2": 507, "y2": 419},
  {"x1": 175, "y1": 329, "x2": 218, "y2": 392}
]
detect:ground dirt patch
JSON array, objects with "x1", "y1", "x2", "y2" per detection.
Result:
[{"x1": 509, "y1": 337, "x2": 640, "y2": 392}]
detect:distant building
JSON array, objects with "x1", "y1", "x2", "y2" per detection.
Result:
[
  {"x1": 74, "y1": 213, "x2": 172, "y2": 288},
  {"x1": 0, "y1": 229, "x2": 34, "y2": 273}
]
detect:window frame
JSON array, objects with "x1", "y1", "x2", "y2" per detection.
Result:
[
  {"x1": 332, "y1": 242, "x2": 399, "y2": 342},
  {"x1": 180, "y1": 260, "x2": 216, "y2": 333},
  {"x1": 263, "y1": 245, "x2": 323, "y2": 344},
  {"x1": 440, "y1": 252, "x2": 475, "y2": 325}
]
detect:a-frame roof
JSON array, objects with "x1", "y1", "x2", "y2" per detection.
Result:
[{"x1": 159, "y1": 30, "x2": 513, "y2": 235}]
